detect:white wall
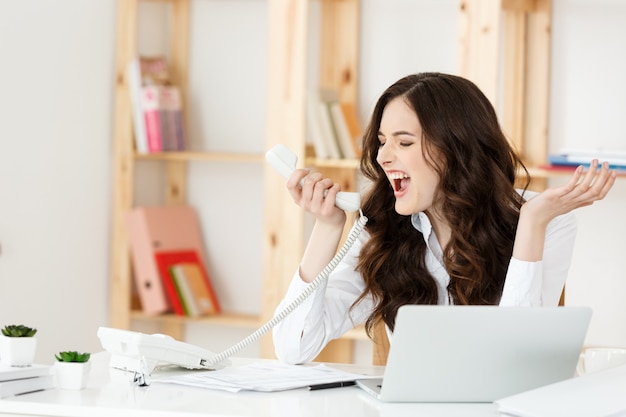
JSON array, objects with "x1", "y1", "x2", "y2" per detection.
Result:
[
  {"x1": 549, "y1": 0, "x2": 626, "y2": 347},
  {"x1": 0, "y1": 0, "x2": 115, "y2": 363},
  {"x1": 0, "y1": 0, "x2": 624, "y2": 366}
]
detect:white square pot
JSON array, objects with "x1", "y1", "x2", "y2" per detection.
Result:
[
  {"x1": 0, "y1": 335, "x2": 37, "y2": 367},
  {"x1": 55, "y1": 361, "x2": 91, "y2": 390}
]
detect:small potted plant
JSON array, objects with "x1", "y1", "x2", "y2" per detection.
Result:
[
  {"x1": 54, "y1": 351, "x2": 91, "y2": 390},
  {"x1": 0, "y1": 325, "x2": 38, "y2": 366}
]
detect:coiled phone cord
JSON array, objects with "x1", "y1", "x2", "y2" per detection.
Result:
[{"x1": 206, "y1": 211, "x2": 369, "y2": 368}]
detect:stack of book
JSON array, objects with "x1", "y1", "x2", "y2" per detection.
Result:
[
  {"x1": 126, "y1": 205, "x2": 221, "y2": 317},
  {"x1": 547, "y1": 149, "x2": 626, "y2": 172},
  {"x1": 0, "y1": 363, "x2": 54, "y2": 398},
  {"x1": 308, "y1": 89, "x2": 363, "y2": 160},
  {"x1": 127, "y1": 56, "x2": 186, "y2": 154}
]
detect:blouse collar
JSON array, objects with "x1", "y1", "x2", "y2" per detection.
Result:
[
  {"x1": 411, "y1": 212, "x2": 444, "y2": 265},
  {"x1": 411, "y1": 212, "x2": 431, "y2": 236}
]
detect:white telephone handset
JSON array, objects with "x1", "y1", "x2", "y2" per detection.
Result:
[
  {"x1": 99, "y1": 145, "x2": 367, "y2": 382},
  {"x1": 265, "y1": 144, "x2": 361, "y2": 212}
]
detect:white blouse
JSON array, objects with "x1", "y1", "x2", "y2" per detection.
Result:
[{"x1": 272, "y1": 204, "x2": 577, "y2": 365}]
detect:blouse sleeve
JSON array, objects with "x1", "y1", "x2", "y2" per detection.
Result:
[
  {"x1": 500, "y1": 211, "x2": 578, "y2": 306},
  {"x1": 272, "y1": 231, "x2": 373, "y2": 364}
]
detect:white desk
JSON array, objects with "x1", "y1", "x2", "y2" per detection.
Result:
[{"x1": 0, "y1": 353, "x2": 498, "y2": 417}]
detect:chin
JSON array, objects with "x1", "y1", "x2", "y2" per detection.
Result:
[{"x1": 394, "y1": 202, "x2": 413, "y2": 216}]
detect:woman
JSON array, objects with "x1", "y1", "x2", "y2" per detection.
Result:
[{"x1": 272, "y1": 72, "x2": 616, "y2": 364}]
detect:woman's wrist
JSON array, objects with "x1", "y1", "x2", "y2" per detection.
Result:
[
  {"x1": 513, "y1": 204, "x2": 550, "y2": 262},
  {"x1": 519, "y1": 201, "x2": 550, "y2": 230},
  {"x1": 299, "y1": 219, "x2": 346, "y2": 283}
]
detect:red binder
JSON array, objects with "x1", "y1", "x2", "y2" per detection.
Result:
[
  {"x1": 126, "y1": 205, "x2": 209, "y2": 315},
  {"x1": 154, "y1": 250, "x2": 221, "y2": 316}
]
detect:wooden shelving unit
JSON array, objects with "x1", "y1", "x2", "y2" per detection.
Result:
[{"x1": 109, "y1": 0, "x2": 266, "y2": 342}]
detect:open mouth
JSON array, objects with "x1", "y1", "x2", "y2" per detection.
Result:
[{"x1": 390, "y1": 172, "x2": 410, "y2": 192}]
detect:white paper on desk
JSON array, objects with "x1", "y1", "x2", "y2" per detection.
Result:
[
  {"x1": 495, "y1": 364, "x2": 626, "y2": 417},
  {"x1": 153, "y1": 362, "x2": 374, "y2": 393}
]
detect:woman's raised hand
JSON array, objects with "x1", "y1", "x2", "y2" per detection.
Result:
[{"x1": 522, "y1": 160, "x2": 617, "y2": 226}]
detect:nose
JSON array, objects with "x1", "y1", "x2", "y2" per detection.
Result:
[{"x1": 376, "y1": 141, "x2": 393, "y2": 166}]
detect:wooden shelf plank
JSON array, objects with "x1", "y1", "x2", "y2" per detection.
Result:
[
  {"x1": 304, "y1": 157, "x2": 359, "y2": 169},
  {"x1": 131, "y1": 311, "x2": 262, "y2": 328},
  {"x1": 135, "y1": 151, "x2": 263, "y2": 163},
  {"x1": 131, "y1": 310, "x2": 370, "y2": 343},
  {"x1": 343, "y1": 325, "x2": 369, "y2": 341}
]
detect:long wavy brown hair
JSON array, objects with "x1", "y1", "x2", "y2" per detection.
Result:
[{"x1": 353, "y1": 73, "x2": 530, "y2": 336}]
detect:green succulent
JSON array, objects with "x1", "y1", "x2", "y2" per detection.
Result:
[
  {"x1": 1, "y1": 324, "x2": 37, "y2": 337},
  {"x1": 55, "y1": 351, "x2": 91, "y2": 363}
]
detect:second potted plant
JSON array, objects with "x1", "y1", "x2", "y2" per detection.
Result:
[
  {"x1": 0, "y1": 324, "x2": 38, "y2": 366},
  {"x1": 54, "y1": 351, "x2": 91, "y2": 390}
]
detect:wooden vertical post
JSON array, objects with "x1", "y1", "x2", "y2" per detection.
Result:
[
  {"x1": 162, "y1": 0, "x2": 191, "y2": 340},
  {"x1": 458, "y1": 0, "x2": 552, "y2": 189},
  {"x1": 166, "y1": 160, "x2": 188, "y2": 205},
  {"x1": 168, "y1": 0, "x2": 190, "y2": 100},
  {"x1": 165, "y1": 0, "x2": 189, "y2": 207},
  {"x1": 457, "y1": 0, "x2": 503, "y2": 107},
  {"x1": 262, "y1": 0, "x2": 310, "y2": 359},
  {"x1": 502, "y1": 8, "x2": 528, "y2": 153},
  {"x1": 319, "y1": 0, "x2": 360, "y2": 101},
  {"x1": 314, "y1": 0, "x2": 361, "y2": 364},
  {"x1": 109, "y1": 0, "x2": 139, "y2": 330},
  {"x1": 523, "y1": 0, "x2": 552, "y2": 170},
  {"x1": 372, "y1": 321, "x2": 390, "y2": 366}
]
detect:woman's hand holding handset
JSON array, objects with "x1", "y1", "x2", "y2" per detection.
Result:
[
  {"x1": 265, "y1": 144, "x2": 359, "y2": 283},
  {"x1": 286, "y1": 169, "x2": 348, "y2": 283},
  {"x1": 286, "y1": 169, "x2": 347, "y2": 226}
]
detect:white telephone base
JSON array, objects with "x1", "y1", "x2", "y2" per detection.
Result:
[{"x1": 97, "y1": 327, "x2": 229, "y2": 377}]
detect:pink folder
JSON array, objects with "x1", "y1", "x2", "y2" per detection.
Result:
[{"x1": 126, "y1": 205, "x2": 208, "y2": 315}]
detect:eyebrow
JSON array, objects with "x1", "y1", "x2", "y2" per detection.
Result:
[{"x1": 378, "y1": 130, "x2": 418, "y2": 138}]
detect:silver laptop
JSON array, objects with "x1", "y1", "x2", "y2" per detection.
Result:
[{"x1": 356, "y1": 305, "x2": 591, "y2": 402}]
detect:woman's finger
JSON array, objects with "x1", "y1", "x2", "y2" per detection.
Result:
[
  {"x1": 300, "y1": 172, "x2": 324, "y2": 203},
  {"x1": 575, "y1": 159, "x2": 599, "y2": 192},
  {"x1": 559, "y1": 164, "x2": 584, "y2": 196},
  {"x1": 592, "y1": 163, "x2": 617, "y2": 201},
  {"x1": 569, "y1": 161, "x2": 616, "y2": 207},
  {"x1": 286, "y1": 168, "x2": 309, "y2": 191}
]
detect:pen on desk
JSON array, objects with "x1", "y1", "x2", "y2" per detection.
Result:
[{"x1": 308, "y1": 380, "x2": 357, "y2": 391}]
